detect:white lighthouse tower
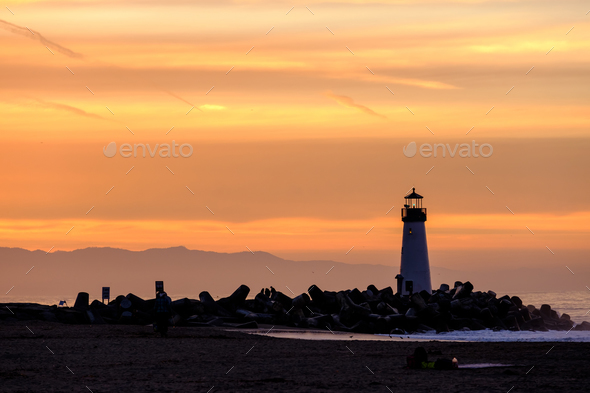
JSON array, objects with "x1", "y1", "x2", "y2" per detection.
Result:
[{"x1": 396, "y1": 188, "x2": 432, "y2": 296}]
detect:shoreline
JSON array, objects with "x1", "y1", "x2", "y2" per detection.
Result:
[
  {"x1": 237, "y1": 327, "x2": 590, "y2": 342},
  {"x1": 1, "y1": 321, "x2": 589, "y2": 392}
]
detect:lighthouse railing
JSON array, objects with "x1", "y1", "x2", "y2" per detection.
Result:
[{"x1": 401, "y1": 208, "x2": 427, "y2": 222}]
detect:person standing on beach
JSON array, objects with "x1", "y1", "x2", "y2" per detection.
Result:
[{"x1": 154, "y1": 291, "x2": 172, "y2": 337}]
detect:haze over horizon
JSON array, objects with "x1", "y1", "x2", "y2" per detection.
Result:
[{"x1": 2, "y1": 246, "x2": 589, "y2": 305}]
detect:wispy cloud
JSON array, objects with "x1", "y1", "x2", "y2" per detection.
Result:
[
  {"x1": 391, "y1": 78, "x2": 458, "y2": 90},
  {"x1": 30, "y1": 98, "x2": 105, "y2": 120},
  {"x1": 325, "y1": 92, "x2": 386, "y2": 119},
  {"x1": 161, "y1": 89, "x2": 205, "y2": 111},
  {"x1": 199, "y1": 104, "x2": 226, "y2": 111},
  {"x1": 0, "y1": 19, "x2": 83, "y2": 59}
]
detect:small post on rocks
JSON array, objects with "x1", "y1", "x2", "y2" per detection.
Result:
[
  {"x1": 102, "y1": 287, "x2": 110, "y2": 304},
  {"x1": 155, "y1": 281, "x2": 164, "y2": 295}
]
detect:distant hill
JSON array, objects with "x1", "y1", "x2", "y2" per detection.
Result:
[{"x1": 1, "y1": 246, "x2": 587, "y2": 303}]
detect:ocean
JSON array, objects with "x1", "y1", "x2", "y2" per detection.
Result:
[{"x1": 509, "y1": 291, "x2": 589, "y2": 323}]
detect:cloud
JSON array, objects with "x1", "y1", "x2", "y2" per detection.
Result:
[
  {"x1": 325, "y1": 92, "x2": 386, "y2": 119},
  {"x1": 161, "y1": 89, "x2": 205, "y2": 111},
  {"x1": 199, "y1": 104, "x2": 226, "y2": 111},
  {"x1": 30, "y1": 98, "x2": 105, "y2": 120},
  {"x1": 392, "y1": 78, "x2": 458, "y2": 90},
  {"x1": 0, "y1": 19, "x2": 83, "y2": 59}
]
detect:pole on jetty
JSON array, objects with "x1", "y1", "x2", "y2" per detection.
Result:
[
  {"x1": 102, "y1": 287, "x2": 110, "y2": 304},
  {"x1": 399, "y1": 188, "x2": 432, "y2": 295}
]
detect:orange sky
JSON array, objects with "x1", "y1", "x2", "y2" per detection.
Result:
[{"x1": 1, "y1": 0, "x2": 589, "y2": 269}]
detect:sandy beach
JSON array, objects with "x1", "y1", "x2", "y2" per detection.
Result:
[{"x1": 1, "y1": 321, "x2": 589, "y2": 392}]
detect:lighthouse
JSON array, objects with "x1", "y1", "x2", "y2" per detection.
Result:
[{"x1": 396, "y1": 188, "x2": 432, "y2": 296}]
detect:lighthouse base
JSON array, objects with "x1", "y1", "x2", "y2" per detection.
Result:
[{"x1": 399, "y1": 220, "x2": 432, "y2": 296}]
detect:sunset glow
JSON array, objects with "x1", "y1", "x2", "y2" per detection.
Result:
[{"x1": 1, "y1": 0, "x2": 589, "y2": 270}]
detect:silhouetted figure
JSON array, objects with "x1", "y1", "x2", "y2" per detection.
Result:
[
  {"x1": 407, "y1": 346, "x2": 457, "y2": 369},
  {"x1": 264, "y1": 288, "x2": 271, "y2": 298},
  {"x1": 154, "y1": 291, "x2": 172, "y2": 337},
  {"x1": 270, "y1": 286, "x2": 276, "y2": 298}
]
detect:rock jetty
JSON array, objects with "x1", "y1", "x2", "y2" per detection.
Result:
[{"x1": 2, "y1": 282, "x2": 589, "y2": 333}]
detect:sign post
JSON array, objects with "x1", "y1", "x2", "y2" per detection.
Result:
[
  {"x1": 102, "y1": 287, "x2": 110, "y2": 304},
  {"x1": 155, "y1": 281, "x2": 164, "y2": 295}
]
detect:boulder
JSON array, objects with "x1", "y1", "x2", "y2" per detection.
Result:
[
  {"x1": 73, "y1": 292, "x2": 89, "y2": 310},
  {"x1": 416, "y1": 323, "x2": 436, "y2": 333},
  {"x1": 540, "y1": 304, "x2": 552, "y2": 319},
  {"x1": 439, "y1": 284, "x2": 450, "y2": 292},
  {"x1": 87, "y1": 309, "x2": 106, "y2": 324},
  {"x1": 468, "y1": 319, "x2": 487, "y2": 331},
  {"x1": 126, "y1": 293, "x2": 148, "y2": 311},
  {"x1": 574, "y1": 321, "x2": 590, "y2": 331},
  {"x1": 348, "y1": 289, "x2": 365, "y2": 305},
  {"x1": 329, "y1": 314, "x2": 349, "y2": 331},
  {"x1": 254, "y1": 292, "x2": 274, "y2": 312},
  {"x1": 244, "y1": 312, "x2": 274, "y2": 324},
  {"x1": 448, "y1": 317, "x2": 472, "y2": 330},
  {"x1": 199, "y1": 291, "x2": 231, "y2": 316},
  {"x1": 171, "y1": 314, "x2": 183, "y2": 326},
  {"x1": 206, "y1": 317, "x2": 225, "y2": 326},
  {"x1": 432, "y1": 316, "x2": 450, "y2": 333},
  {"x1": 308, "y1": 285, "x2": 325, "y2": 304},
  {"x1": 119, "y1": 298, "x2": 132, "y2": 310},
  {"x1": 419, "y1": 290, "x2": 431, "y2": 302},
  {"x1": 497, "y1": 299, "x2": 513, "y2": 317},
  {"x1": 171, "y1": 298, "x2": 192, "y2": 315},
  {"x1": 292, "y1": 293, "x2": 311, "y2": 309},
  {"x1": 510, "y1": 296, "x2": 523, "y2": 309},
  {"x1": 503, "y1": 315, "x2": 520, "y2": 331},
  {"x1": 556, "y1": 318, "x2": 574, "y2": 330},
  {"x1": 119, "y1": 311, "x2": 134, "y2": 324},
  {"x1": 90, "y1": 300, "x2": 109, "y2": 310},
  {"x1": 56, "y1": 309, "x2": 86, "y2": 324},
  {"x1": 450, "y1": 299, "x2": 462, "y2": 312},
  {"x1": 367, "y1": 285, "x2": 379, "y2": 296},
  {"x1": 95, "y1": 304, "x2": 118, "y2": 319},
  {"x1": 479, "y1": 308, "x2": 495, "y2": 327},
  {"x1": 273, "y1": 291, "x2": 293, "y2": 310},
  {"x1": 228, "y1": 285, "x2": 250, "y2": 306},
  {"x1": 410, "y1": 293, "x2": 427, "y2": 311},
  {"x1": 520, "y1": 317, "x2": 547, "y2": 331},
  {"x1": 40, "y1": 311, "x2": 58, "y2": 322},
  {"x1": 376, "y1": 302, "x2": 398, "y2": 316},
  {"x1": 305, "y1": 314, "x2": 332, "y2": 328},
  {"x1": 454, "y1": 281, "x2": 474, "y2": 299},
  {"x1": 110, "y1": 295, "x2": 126, "y2": 307},
  {"x1": 379, "y1": 287, "x2": 394, "y2": 297},
  {"x1": 349, "y1": 320, "x2": 373, "y2": 334}
]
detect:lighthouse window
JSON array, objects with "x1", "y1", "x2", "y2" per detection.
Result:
[{"x1": 409, "y1": 228, "x2": 412, "y2": 234}]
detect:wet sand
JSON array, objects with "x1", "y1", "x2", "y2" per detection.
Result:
[{"x1": 1, "y1": 321, "x2": 589, "y2": 392}]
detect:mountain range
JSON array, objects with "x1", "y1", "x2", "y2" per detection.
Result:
[{"x1": 1, "y1": 246, "x2": 587, "y2": 304}]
